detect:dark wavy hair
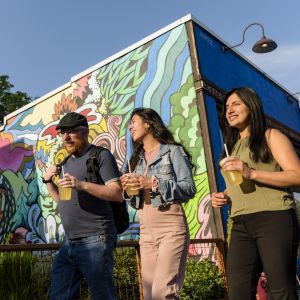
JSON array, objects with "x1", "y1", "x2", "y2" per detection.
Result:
[
  {"x1": 220, "y1": 87, "x2": 271, "y2": 163},
  {"x1": 126, "y1": 107, "x2": 193, "y2": 171}
]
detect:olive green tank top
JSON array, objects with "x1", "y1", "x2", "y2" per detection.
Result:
[{"x1": 226, "y1": 137, "x2": 295, "y2": 217}]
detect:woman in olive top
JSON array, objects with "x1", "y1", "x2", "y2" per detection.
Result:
[{"x1": 211, "y1": 87, "x2": 300, "y2": 300}]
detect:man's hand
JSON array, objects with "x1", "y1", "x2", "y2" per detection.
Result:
[
  {"x1": 58, "y1": 173, "x2": 76, "y2": 188},
  {"x1": 44, "y1": 165, "x2": 60, "y2": 182}
]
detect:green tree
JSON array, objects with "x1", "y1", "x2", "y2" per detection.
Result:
[{"x1": 0, "y1": 75, "x2": 31, "y2": 124}]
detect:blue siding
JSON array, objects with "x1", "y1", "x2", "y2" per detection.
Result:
[
  {"x1": 193, "y1": 23, "x2": 300, "y2": 134},
  {"x1": 205, "y1": 95, "x2": 229, "y2": 235}
]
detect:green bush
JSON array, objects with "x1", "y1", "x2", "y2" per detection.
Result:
[
  {"x1": 0, "y1": 252, "x2": 35, "y2": 300},
  {"x1": 179, "y1": 258, "x2": 225, "y2": 300},
  {"x1": 0, "y1": 249, "x2": 225, "y2": 299},
  {"x1": 113, "y1": 247, "x2": 140, "y2": 299},
  {"x1": 0, "y1": 251, "x2": 52, "y2": 300}
]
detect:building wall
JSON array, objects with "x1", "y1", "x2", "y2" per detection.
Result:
[
  {"x1": 193, "y1": 22, "x2": 300, "y2": 235},
  {"x1": 0, "y1": 23, "x2": 217, "y2": 251}
]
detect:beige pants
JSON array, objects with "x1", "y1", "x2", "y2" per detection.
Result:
[{"x1": 139, "y1": 202, "x2": 190, "y2": 300}]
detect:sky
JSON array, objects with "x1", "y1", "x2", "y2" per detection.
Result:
[{"x1": 1, "y1": 0, "x2": 300, "y2": 100}]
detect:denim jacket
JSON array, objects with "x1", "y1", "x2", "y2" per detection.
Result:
[{"x1": 129, "y1": 144, "x2": 196, "y2": 208}]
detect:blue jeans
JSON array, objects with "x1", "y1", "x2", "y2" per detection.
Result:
[{"x1": 50, "y1": 235, "x2": 116, "y2": 300}]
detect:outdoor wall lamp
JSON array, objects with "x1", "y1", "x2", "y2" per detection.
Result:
[
  {"x1": 286, "y1": 92, "x2": 300, "y2": 107},
  {"x1": 221, "y1": 22, "x2": 277, "y2": 53}
]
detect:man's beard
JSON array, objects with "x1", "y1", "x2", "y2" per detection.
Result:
[{"x1": 64, "y1": 139, "x2": 86, "y2": 155}]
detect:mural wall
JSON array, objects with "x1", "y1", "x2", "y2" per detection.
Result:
[{"x1": 0, "y1": 24, "x2": 217, "y2": 255}]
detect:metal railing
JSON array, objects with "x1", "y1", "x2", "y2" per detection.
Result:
[{"x1": 0, "y1": 239, "x2": 226, "y2": 300}]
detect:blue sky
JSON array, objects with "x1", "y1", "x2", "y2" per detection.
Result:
[{"x1": 1, "y1": 0, "x2": 299, "y2": 99}]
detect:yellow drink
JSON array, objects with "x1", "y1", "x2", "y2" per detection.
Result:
[
  {"x1": 58, "y1": 185, "x2": 72, "y2": 200},
  {"x1": 222, "y1": 170, "x2": 243, "y2": 186},
  {"x1": 126, "y1": 184, "x2": 139, "y2": 196},
  {"x1": 220, "y1": 157, "x2": 243, "y2": 186},
  {"x1": 52, "y1": 175, "x2": 72, "y2": 200},
  {"x1": 124, "y1": 173, "x2": 139, "y2": 196}
]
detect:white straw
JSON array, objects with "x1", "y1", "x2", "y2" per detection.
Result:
[
  {"x1": 127, "y1": 158, "x2": 132, "y2": 173},
  {"x1": 224, "y1": 143, "x2": 229, "y2": 157},
  {"x1": 61, "y1": 165, "x2": 65, "y2": 177}
]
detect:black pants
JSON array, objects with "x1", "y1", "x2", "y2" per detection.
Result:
[{"x1": 227, "y1": 209, "x2": 299, "y2": 300}]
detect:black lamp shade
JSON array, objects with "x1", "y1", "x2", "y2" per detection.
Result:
[{"x1": 252, "y1": 37, "x2": 277, "y2": 53}]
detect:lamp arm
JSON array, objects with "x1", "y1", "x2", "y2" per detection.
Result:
[{"x1": 224, "y1": 22, "x2": 266, "y2": 51}]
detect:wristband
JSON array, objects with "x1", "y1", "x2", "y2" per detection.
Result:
[{"x1": 42, "y1": 177, "x2": 53, "y2": 183}]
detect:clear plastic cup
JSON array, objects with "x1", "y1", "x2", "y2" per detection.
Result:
[
  {"x1": 53, "y1": 176, "x2": 72, "y2": 200},
  {"x1": 58, "y1": 185, "x2": 72, "y2": 200},
  {"x1": 219, "y1": 157, "x2": 243, "y2": 186},
  {"x1": 124, "y1": 173, "x2": 139, "y2": 196}
]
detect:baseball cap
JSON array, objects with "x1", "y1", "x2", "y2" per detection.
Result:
[{"x1": 56, "y1": 112, "x2": 88, "y2": 130}]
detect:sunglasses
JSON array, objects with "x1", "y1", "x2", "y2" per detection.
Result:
[{"x1": 58, "y1": 127, "x2": 86, "y2": 135}]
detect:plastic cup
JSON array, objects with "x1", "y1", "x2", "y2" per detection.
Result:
[
  {"x1": 219, "y1": 157, "x2": 243, "y2": 186},
  {"x1": 53, "y1": 176, "x2": 72, "y2": 200},
  {"x1": 124, "y1": 173, "x2": 139, "y2": 196},
  {"x1": 58, "y1": 185, "x2": 72, "y2": 200}
]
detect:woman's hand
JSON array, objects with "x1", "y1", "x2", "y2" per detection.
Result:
[
  {"x1": 120, "y1": 174, "x2": 152, "y2": 190},
  {"x1": 222, "y1": 156, "x2": 254, "y2": 180},
  {"x1": 120, "y1": 174, "x2": 140, "y2": 190},
  {"x1": 211, "y1": 192, "x2": 229, "y2": 208},
  {"x1": 135, "y1": 175, "x2": 152, "y2": 190}
]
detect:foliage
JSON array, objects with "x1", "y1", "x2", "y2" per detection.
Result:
[
  {"x1": 32, "y1": 257, "x2": 52, "y2": 299},
  {"x1": 0, "y1": 249, "x2": 225, "y2": 299},
  {"x1": 0, "y1": 252, "x2": 35, "y2": 300},
  {"x1": 8, "y1": 232, "x2": 32, "y2": 244},
  {"x1": 0, "y1": 75, "x2": 31, "y2": 124},
  {"x1": 113, "y1": 247, "x2": 140, "y2": 299},
  {"x1": 179, "y1": 258, "x2": 225, "y2": 300},
  {"x1": 0, "y1": 251, "x2": 51, "y2": 300}
]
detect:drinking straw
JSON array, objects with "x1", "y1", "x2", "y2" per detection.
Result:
[
  {"x1": 224, "y1": 143, "x2": 229, "y2": 157},
  {"x1": 127, "y1": 158, "x2": 132, "y2": 173}
]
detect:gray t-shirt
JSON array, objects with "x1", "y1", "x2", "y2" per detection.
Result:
[{"x1": 58, "y1": 146, "x2": 120, "y2": 239}]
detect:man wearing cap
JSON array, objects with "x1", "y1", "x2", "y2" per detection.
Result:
[{"x1": 43, "y1": 112, "x2": 122, "y2": 300}]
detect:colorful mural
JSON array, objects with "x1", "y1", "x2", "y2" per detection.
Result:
[{"x1": 0, "y1": 24, "x2": 217, "y2": 249}]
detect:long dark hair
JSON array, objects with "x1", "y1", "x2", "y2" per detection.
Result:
[
  {"x1": 220, "y1": 87, "x2": 271, "y2": 163},
  {"x1": 127, "y1": 107, "x2": 193, "y2": 171}
]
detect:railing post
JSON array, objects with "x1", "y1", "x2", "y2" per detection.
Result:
[
  {"x1": 216, "y1": 240, "x2": 228, "y2": 298},
  {"x1": 135, "y1": 244, "x2": 144, "y2": 300}
]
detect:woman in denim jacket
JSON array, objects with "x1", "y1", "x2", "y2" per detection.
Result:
[{"x1": 121, "y1": 108, "x2": 196, "y2": 300}]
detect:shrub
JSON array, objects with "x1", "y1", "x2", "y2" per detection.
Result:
[
  {"x1": 114, "y1": 247, "x2": 140, "y2": 299},
  {"x1": 0, "y1": 251, "x2": 52, "y2": 300},
  {"x1": 179, "y1": 258, "x2": 225, "y2": 300},
  {"x1": 0, "y1": 252, "x2": 36, "y2": 300}
]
